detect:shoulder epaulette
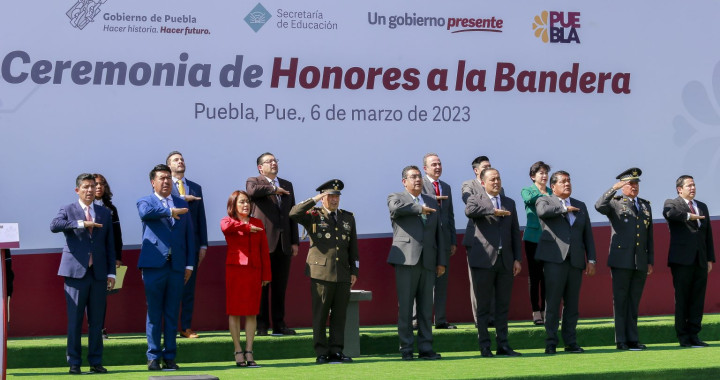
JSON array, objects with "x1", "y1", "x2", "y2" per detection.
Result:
[{"x1": 339, "y1": 209, "x2": 353, "y2": 216}]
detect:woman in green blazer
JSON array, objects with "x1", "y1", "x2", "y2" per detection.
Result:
[{"x1": 520, "y1": 161, "x2": 551, "y2": 325}]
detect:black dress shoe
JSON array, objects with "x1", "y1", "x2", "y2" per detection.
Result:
[
  {"x1": 257, "y1": 328, "x2": 268, "y2": 336},
  {"x1": 545, "y1": 344, "x2": 557, "y2": 355},
  {"x1": 69, "y1": 364, "x2": 81, "y2": 374},
  {"x1": 628, "y1": 342, "x2": 647, "y2": 351},
  {"x1": 690, "y1": 339, "x2": 709, "y2": 348},
  {"x1": 679, "y1": 341, "x2": 693, "y2": 348},
  {"x1": 419, "y1": 350, "x2": 442, "y2": 360},
  {"x1": 435, "y1": 322, "x2": 457, "y2": 329},
  {"x1": 89, "y1": 364, "x2": 107, "y2": 373},
  {"x1": 316, "y1": 355, "x2": 329, "y2": 364},
  {"x1": 564, "y1": 344, "x2": 585, "y2": 353},
  {"x1": 272, "y1": 327, "x2": 297, "y2": 336},
  {"x1": 329, "y1": 352, "x2": 353, "y2": 363},
  {"x1": 162, "y1": 359, "x2": 179, "y2": 370},
  {"x1": 616, "y1": 342, "x2": 629, "y2": 350},
  {"x1": 147, "y1": 359, "x2": 161, "y2": 371},
  {"x1": 401, "y1": 351, "x2": 414, "y2": 361},
  {"x1": 480, "y1": 347, "x2": 494, "y2": 357},
  {"x1": 496, "y1": 346, "x2": 521, "y2": 356}
]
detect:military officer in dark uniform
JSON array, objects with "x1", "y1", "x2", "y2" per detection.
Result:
[
  {"x1": 595, "y1": 168, "x2": 654, "y2": 351},
  {"x1": 290, "y1": 179, "x2": 359, "y2": 364}
]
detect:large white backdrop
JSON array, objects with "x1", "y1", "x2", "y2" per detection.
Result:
[{"x1": 2, "y1": 1, "x2": 720, "y2": 250}]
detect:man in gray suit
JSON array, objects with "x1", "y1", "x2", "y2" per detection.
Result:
[
  {"x1": 461, "y1": 155, "x2": 496, "y2": 326},
  {"x1": 388, "y1": 165, "x2": 447, "y2": 361},
  {"x1": 536, "y1": 170, "x2": 596, "y2": 355},
  {"x1": 465, "y1": 168, "x2": 523, "y2": 357},
  {"x1": 595, "y1": 168, "x2": 653, "y2": 351},
  {"x1": 421, "y1": 153, "x2": 457, "y2": 329}
]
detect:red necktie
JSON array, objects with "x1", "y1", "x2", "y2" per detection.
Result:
[{"x1": 433, "y1": 181, "x2": 441, "y2": 206}]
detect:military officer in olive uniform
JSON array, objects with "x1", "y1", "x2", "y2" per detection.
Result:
[
  {"x1": 290, "y1": 179, "x2": 359, "y2": 364},
  {"x1": 595, "y1": 168, "x2": 654, "y2": 351}
]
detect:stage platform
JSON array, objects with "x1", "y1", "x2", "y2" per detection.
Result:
[{"x1": 6, "y1": 314, "x2": 720, "y2": 370}]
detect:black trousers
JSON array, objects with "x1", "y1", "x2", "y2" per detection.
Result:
[
  {"x1": 524, "y1": 241, "x2": 546, "y2": 312},
  {"x1": 470, "y1": 257, "x2": 513, "y2": 349},
  {"x1": 670, "y1": 260, "x2": 708, "y2": 343},
  {"x1": 258, "y1": 244, "x2": 293, "y2": 330}
]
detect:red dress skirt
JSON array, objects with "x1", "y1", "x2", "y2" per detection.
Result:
[{"x1": 226, "y1": 265, "x2": 262, "y2": 316}]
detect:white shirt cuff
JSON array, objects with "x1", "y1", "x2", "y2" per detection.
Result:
[
  {"x1": 185, "y1": 266, "x2": 193, "y2": 271},
  {"x1": 77, "y1": 220, "x2": 85, "y2": 228}
]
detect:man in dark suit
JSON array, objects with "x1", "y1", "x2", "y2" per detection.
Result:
[
  {"x1": 137, "y1": 164, "x2": 195, "y2": 371},
  {"x1": 246, "y1": 152, "x2": 299, "y2": 336},
  {"x1": 465, "y1": 168, "x2": 523, "y2": 357},
  {"x1": 387, "y1": 165, "x2": 446, "y2": 361},
  {"x1": 50, "y1": 173, "x2": 116, "y2": 374},
  {"x1": 290, "y1": 179, "x2": 358, "y2": 364},
  {"x1": 536, "y1": 170, "x2": 596, "y2": 355},
  {"x1": 421, "y1": 153, "x2": 457, "y2": 329},
  {"x1": 595, "y1": 168, "x2": 654, "y2": 351},
  {"x1": 167, "y1": 151, "x2": 208, "y2": 339},
  {"x1": 461, "y1": 155, "x2": 497, "y2": 326},
  {"x1": 663, "y1": 175, "x2": 715, "y2": 347}
]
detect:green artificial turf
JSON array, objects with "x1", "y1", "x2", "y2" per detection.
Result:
[
  {"x1": 7, "y1": 315, "x2": 720, "y2": 370},
  {"x1": 7, "y1": 343, "x2": 720, "y2": 379}
]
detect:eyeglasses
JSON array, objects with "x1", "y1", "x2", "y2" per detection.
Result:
[
  {"x1": 262, "y1": 159, "x2": 279, "y2": 165},
  {"x1": 404, "y1": 175, "x2": 422, "y2": 179}
]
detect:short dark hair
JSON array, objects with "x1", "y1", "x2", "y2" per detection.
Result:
[
  {"x1": 75, "y1": 173, "x2": 95, "y2": 188},
  {"x1": 227, "y1": 190, "x2": 252, "y2": 219},
  {"x1": 256, "y1": 152, "x2": 274, "y2": 166},
  {"x1": 166, "y1": 151, "x2": 182, "y2": 166},
  {"x1": 529, "y1": 161, "x2": 551, "y2": 181},
  {"x1": 549, "y1": 170, "x2": 570, "y2": 186},
  {"x1": 402, "y1": 165, "x2": 420, "y2": 179},
  {"x1": 471, "y1": 155, "x2": 490, "y2": 170},
  {"x1": 480, "y1": 167, "x2": 498, "y2": 181},
  {"x1": 149, "y1": 164, "x2": 171, "y2": 181},
  {"x1": 675, "y1": 175, "x2": 694, "y2": 193}
]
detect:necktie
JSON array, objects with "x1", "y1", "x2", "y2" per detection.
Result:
[
  {"x1": 273, "y1": 179, "x2": 282, "y2": 207},
  {"x1": 433, "y1": 181, "x2": 442, "y2": 206},
  {"x1": 85, "y1": 206, "x2": 94, "y2": 234},
  {"x1": 415, "y1": 197, "x2": 427, "y2": 224},
  {"x1": 85, "y1": 206, "x2": 94, "y2": 266},
  {"x1": 330, "y1": 211, "x2": 337, "y2": 223},
  {"x1": 631, "y1": 198, "x2": 639, "y2": 214},
  {"x1": 688, "y1": 201, "x2": 700, "y2": 227},
  {"x1": 565, "y1": 199, "x2": 576, "y2": 226},
  {"x1": 494, "y1": 196, "x2": 501, "y2": 210},
  {"x1": 177, "y1": 180, "x2": 186, "y2": 196},
  {"x1": 162, "y1": 199, "x2": 174, "y2": 226}
]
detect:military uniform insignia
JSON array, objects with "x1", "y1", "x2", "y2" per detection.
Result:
[
  {"x1": 342, "y1": 221, "x2": 351, "y2": 231},
  {"x1": 317, "y1": 233, "x2": 322, "y2": 239},
  {"x1": 342, "y1": 234, "x2": 347, "y2": 240},
  {"x1": 318, "y1": 221, "x2": 329, "y2": 229},
  {"x1": 325, "y1": 233, "x2": 331, "y2": 239}
]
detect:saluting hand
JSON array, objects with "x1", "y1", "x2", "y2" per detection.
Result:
[
  {"x1": 567, "y1": 206, "x2": 580, "y2": 213},
  {"x1": 421, "y1": 205, "x2": 436, "y2": 215},
  {"x1": 184, "y1": 194, "x2": 202, "y2": 202},
  {"x1": 275, "y1": 186, "x2": 291, "y2": 195},
  {"x1": 612, "y1": 180, "x2": 629, "y2": 191},
  {"x1": 494, "y1": 209, "x2": 511, "y2": 217},
  {"x1": 249, "y1": 225, "x2": 264, "y2": 233},
  {"x1": 171, "y1": 208, "x2": 189, "y2": 220},
  {"x1": 83, "y1": 220, "x2": 103, "y2": 229}
]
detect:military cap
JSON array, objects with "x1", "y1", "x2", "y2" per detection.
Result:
[
  {"x1": 616, "y1": 167, "x2": 642, "y2": 182},
  {"x1": 316, "y1": 179, "x2": 344, "y2": 195}
]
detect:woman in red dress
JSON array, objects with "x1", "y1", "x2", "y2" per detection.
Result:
[{"x1": 221, "y1": 190, "x2": 271, "y2": 368}]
